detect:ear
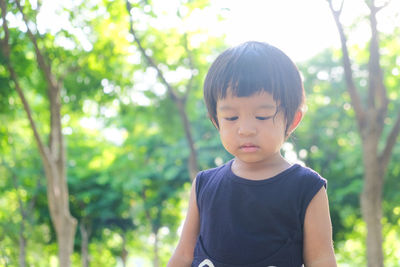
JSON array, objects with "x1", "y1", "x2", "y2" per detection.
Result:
[{"x1": 287, "y1": 110, "x2": 303, "y2": 134}]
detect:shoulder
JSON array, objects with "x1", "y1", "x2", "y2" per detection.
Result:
[
  {"x1": 195, "y1": 160, "x2": 231, "y2": 204},
  {"x1": 196, "y1": 161, "x2": 231, "y2": 187},
  {"x1": 200, "y1": 161, "x2": 231, "y2": 177},
  {"x1": 290, "y1": 164, "x2": 327, "y2": 189}
]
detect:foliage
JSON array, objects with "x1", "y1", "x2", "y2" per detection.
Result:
[
  {"x1": 297, "y1": 29, "x2": 400, "y2": 264},
  {"x1": 0, "y1": 0, "x2": 399, "y2": 266}
]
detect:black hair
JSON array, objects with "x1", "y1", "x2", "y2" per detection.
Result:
[{"x1": 203, "y1": 41, "x2": 304, "y2": 134}]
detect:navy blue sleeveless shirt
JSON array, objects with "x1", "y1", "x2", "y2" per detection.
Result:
[{"x1": 192, "y1": 160, "x2": 327, "y2": 267}]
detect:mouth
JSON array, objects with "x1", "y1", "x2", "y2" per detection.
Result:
[{"x1": 239, "y1": 144, "x2": 259, "y2": 152}]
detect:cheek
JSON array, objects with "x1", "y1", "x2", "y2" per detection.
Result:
[
  {"x1": 219, "y1": 128, "x2": 230, "y2": 140},
  {"x1": 271, "y1": 116, "x2": 287, "y2": 135},
  {"x1": 218, "y1": 128, "x2": 235, "y2": 145},
  {"x1": 260, "y1": 121, "x2": 286, "y2": 142}
]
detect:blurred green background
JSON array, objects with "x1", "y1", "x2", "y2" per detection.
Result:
[{"x1": 0, "y1": 0, "x2": 399, "y2": 266}]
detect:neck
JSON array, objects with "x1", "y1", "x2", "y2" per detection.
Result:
[{"x1": 232, "y1": 155, "x2": 291, "y2": 180}]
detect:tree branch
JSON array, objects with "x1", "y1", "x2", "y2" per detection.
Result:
[
  {"x1": 0, "y1": 0, "x2": 10, "y2": 56},
  {"x1": 327, "y1": 0, "x2": 345, "y2": 17},
  {"x1": 126, "y1": 0, "x2": 179, "y2": 102},
  {"x1": 367, "y1": 0, "x2": 388, "y2": 137},
  {"x1": 0, "y1": 0, "x2": 51, "y2": 163},
  {"x1": 14, "y1": 69, "x2": 52, "y2": 158},
  {"x1": 176, "y1": 7, "x2": 196, "y2": 103},
  {"x1": 380, "y1": 109, "x2": 400, "y2": 170},
  {"x1": 15, "y1": 0, "x2": 64, "y2": 173},
  {"x1": 140, "y1": 189, "x2": 153, "y2": 224},
  {"x1": 327, "y1": 0, "x2": 366, "y2": 131},
  {"x1": 2, "y1": 0, "x2": 68, "y2": 212},
  {"x1": 27, "y1": 178, "x2": 41, "y2": 215},
  {"x1": 2, "y1": 156, "x2": 28, "y2": 226},
  {"x1": 15, "y1": 0, "x2": 57, "y2": 90},
  {"x1": 366, "y1": 0, "x2": 391, "y2": 13},
  {"x1": 182, "y1": 33, "x2": 196, "y2": 103},
  {"x1": 125, "y1": 0, "x2": 199, "y2": 178},
  {"x1": 11, "y1": 167, "x2": 28, "y2": 226},
  {"x1": 337, "y1": 0, "x2": 345, "y2": 14}
]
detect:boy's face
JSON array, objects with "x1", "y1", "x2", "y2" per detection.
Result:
[{"x1": 215, "y1": 90, "x2": 287, "y2": 166}]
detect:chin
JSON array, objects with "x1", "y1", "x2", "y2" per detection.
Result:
[{"x1": 235, "y1": 155, "x2": 265, "y2": 164}]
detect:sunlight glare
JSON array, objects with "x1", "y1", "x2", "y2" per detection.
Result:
[
  {"x1": 37, "y1": 0, "x2": 92, "y2": 51},
  {"x1": 214, "y1": 0, "x2": 339, "y2": 61}
]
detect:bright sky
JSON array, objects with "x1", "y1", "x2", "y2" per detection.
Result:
[
  {"x1": 33, "y1": 0, "x2": 400, "y2": 63},
  {"x1": 216, "y1": 0, "x2": 340, "y2": 62},
  {"x1": 144, "y1": 0, "x2": 341, "y2": 62},
  {"x1": 214, "y1": 0, "x2": 399, "y2": 62}
]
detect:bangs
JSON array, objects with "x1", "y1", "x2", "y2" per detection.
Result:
[{"x1": 213, "y1": 43, "x2": 286, "y2": 104}]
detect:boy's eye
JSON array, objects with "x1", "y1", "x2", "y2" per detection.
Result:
[
  {"x1": 225, "y1": 116, "x2": 238, "y2": 121},
  {"x1": 256, "y1": 116, "x2": 272, "y2": 120}
]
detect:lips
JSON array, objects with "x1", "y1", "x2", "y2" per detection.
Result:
[{"x1": 239, "y1": 143, "x2": 259, "y2": 152}]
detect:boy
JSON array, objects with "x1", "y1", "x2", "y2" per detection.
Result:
[{"x1": 167, "y1": 41, "x2": 337, "y2": 267}]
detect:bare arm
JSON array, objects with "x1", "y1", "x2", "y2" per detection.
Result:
[
  {"x1": 303, "y1": 187, "x2": 337, "y2": 267},
  {"x1": 167, "y1": 178, "x2": 200, "y2": 267}
]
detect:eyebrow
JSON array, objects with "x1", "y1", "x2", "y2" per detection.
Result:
[
  {"x1": 218, "y1": 104, "x2": 276, "y2": 111},
  {"x1": 217, "y1": 106, "x2": 235, "y2": 111},
  {"x1": 256, "y1": 104, "x2": 277, "y2": 110}
]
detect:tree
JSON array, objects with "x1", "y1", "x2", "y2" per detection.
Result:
[
  {"x1": 0, "y1": 127, "x2": 43, "y2": 267},
  {"x1": 0, "y1": 1, "x2": 77, "y2": 266},
  {"x1": 124, "y1": 0, "x2": 226, "y2": 180},
  {"x1": 327, "y1": 0, "x2": 400, "y2": 266},
  {"x1": 66, "y1": 126, "x2": 136, "y2": 267},
  {"x1": 0, "y1": 0, "x2": 229, "y2": 264},
  {"x1": 1, "y1": 161, "x2": 41, "y2": 267}
]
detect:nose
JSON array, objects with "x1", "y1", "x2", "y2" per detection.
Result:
[{"x1": 238, "y1": 120, "x2": 256, "y2": 136}]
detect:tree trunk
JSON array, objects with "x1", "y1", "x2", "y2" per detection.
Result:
[
  {"x1": 176, "y1": 99, "x2": 199, "y2": 180},
  {"x1": 43, "y1": 161, "x2": 77, "y2": 267},
  {"x1": 0, "y1": 1, "x2": 78, "y2": 266},
  {"x1": 153, "y1": 232, "x2": 160, "y2": 267},
  {"x1": 18, "y1": 221, "x2": 26, "y2": 267},
  {"x1": 361, "y1": 139, "x2": 384, "y2": 267},
  {"x1": 80, "y1": 222, "x2": 90, "y2": 267},
  {"x1": 120, "y1": 233, "x2": 128, "y2": 267},
  {"x1": 327, "y1": 1, "x2": 400, "y2": 266},
  {"x1": 58, "y1": 218, "x2": 77, "y2": 267}
]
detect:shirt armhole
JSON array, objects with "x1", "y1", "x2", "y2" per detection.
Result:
[
  {"x1": 195, "y1": 171, "x2": 203, "y2": 211},
  {"x1": 300, "y1": 178, "x2": 327, "y2": 228}
]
